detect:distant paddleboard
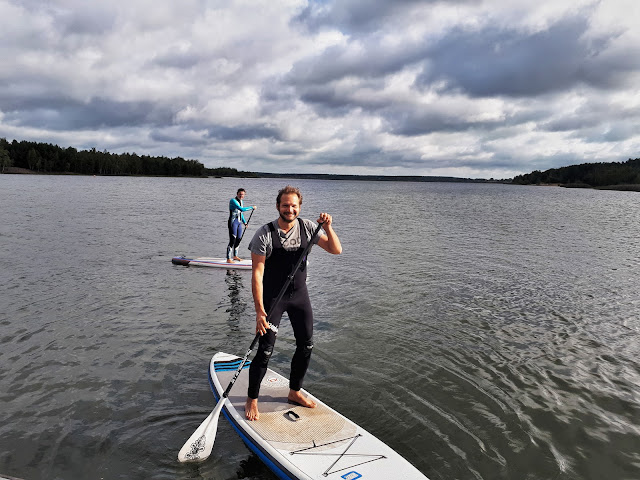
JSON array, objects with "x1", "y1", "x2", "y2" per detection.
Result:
[
  {"x1": 209, "y1": 352, "x2": 429, "y2": 480},
  {"x1": 171, "y1": 256, "x2": 251, "y2": 270}
]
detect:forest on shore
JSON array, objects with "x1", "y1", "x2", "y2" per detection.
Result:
[
  {"x1": 0, "y1": 138, "x2": 258, "y2": 178},
  {"x1": 1, "y1": 138, "x2": 639, "y2": 189},
  {"x1": 512, "y1": 158, "x2": 640, "y2": 190},
  {"x1": 0, "y1": 138, "x2": 474, "y2": 181},
  {"x1": 0, "y1": 138, "x2": 236, "y2": 177}
]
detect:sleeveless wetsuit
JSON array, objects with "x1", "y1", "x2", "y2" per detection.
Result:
[{"x1": 247, "y1": 218, "x2": 314, "y2": 399}]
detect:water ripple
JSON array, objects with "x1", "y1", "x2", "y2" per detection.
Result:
[{"x1": 1, "y1": 177, "x2": 639, "y2": 479}]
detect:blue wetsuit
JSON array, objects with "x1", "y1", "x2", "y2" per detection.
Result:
[{"x1": 227, "y1": 197, "x2": 254, "y2": 259}]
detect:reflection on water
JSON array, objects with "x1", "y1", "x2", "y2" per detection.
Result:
[
  {"x1": 0, "y1": 175, "x2": 639, "y2": 480},
  {"x1": 226, "y1": 269, "x2": 249, "y2": 330}
]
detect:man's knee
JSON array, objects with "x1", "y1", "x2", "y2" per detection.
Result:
[
  {"x1": 296, "y1": 338, "x2": 314, "y2": 357},
  {"x1": 256, "y1": 344, "x2": 274, "y2": 366}
]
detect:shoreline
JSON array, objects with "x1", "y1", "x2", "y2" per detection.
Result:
[
  {"x1": 1, "y1": 167, "x2": 501, "y2": 183},
  {"x1": 3, "y1": 167, "x2": 639, "y2": 191}
]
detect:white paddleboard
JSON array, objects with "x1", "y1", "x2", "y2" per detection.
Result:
[
  {"x1": 172, "y1": 256, "x2": 252, "y2": 270},
  {"x1": 209, "y1": 352, "x2": 429, "y2": 480}
]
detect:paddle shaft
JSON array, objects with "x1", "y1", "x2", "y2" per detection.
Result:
[
  {"x1": 222, "y1": 220, "x2": 324, "y2": 398},
  {"x1": 236, "y1": 208, "x2": 254, "y2": 244}
]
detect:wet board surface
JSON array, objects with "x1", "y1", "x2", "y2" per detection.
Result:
[
  {"x1": 171, "y1": 256, "x2": 252, "y2": 270},
  {"x1": 210, "y1": 352, "x2": 429, "y2": 480}
]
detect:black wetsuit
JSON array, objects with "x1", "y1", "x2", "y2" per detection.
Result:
[{"x1": 247, "y1": 218, "x2": 314, "y2": 399}]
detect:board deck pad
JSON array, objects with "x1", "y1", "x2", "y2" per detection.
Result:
[{"x1": 210, "y1": 353, "x2": 429, "y2": 480}]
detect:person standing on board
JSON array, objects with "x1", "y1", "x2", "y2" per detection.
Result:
[
  {"x1": 245, "y1": 185, "x2": 342, "y2": 421},
  {"x1": 227, "y1": 188, "x2": 256, "y2": 263}
]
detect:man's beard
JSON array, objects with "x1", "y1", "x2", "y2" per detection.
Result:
[{"x1": 279, "y1": 211, "x2": 298, "y2": 224}]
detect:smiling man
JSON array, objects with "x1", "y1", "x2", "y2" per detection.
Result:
[{"x1": 245, "y1": 185, "x2": 342, "y2": 421}]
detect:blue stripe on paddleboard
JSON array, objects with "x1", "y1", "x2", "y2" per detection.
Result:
[
  {"x1": 215, "y1": 365, "x2": 251, "y2": 372},
  {"x1": 214, "y1": 358, "x2": 244, "y2": 366},
  {"x1": 209, "y1": 366, "x2": 295, "y2": 480},
  {"x1": 214, "y1": 359, "x2": 251, "y2": 372}
]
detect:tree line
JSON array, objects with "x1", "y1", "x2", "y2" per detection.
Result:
[
  {"x1": 3, "y1": 137, "x2": 637, "y2": 186},
  {"x1": 204, "y1": 166, "x2": 257, "y2": 178},
  {"x1": 512, "y1": 158, "x2": 640, "y2": 188},
  {"x1": 0, "y1": 138, "x2": 209, "y2": 177},
  {"x1": 0, "y1": 138, "x2": 259, "y2": 178}
]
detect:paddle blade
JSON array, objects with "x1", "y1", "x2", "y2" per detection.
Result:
[{"x1": 177, "y1": 399, "x2": 226, "y2": 463}]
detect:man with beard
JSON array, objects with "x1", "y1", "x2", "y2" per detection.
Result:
[{"x1": 245, "y1": 185, "x2": 342, "y2": 421}]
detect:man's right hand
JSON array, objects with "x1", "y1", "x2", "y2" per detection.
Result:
[{"x1": 256, "y1": 311, "x2": 269, "y2": 335}]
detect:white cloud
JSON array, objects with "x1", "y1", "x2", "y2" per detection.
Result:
[{"x1": 1, "y1": 0, "x2": 639, "y2": 178}]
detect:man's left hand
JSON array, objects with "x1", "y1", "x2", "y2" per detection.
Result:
[{"x1": 317, "y1": 212, "x2": 332, "y2": 227}]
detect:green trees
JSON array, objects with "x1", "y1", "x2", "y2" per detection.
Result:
[
  {"x1": 1, "y1": 138, "x2": 207, "y2": 177},
  {"x1": 0, "y1": 137, "x2": 263, "y2": 178},
  {"x1": 204, "y1": 166, "x2": 257, "y2": 178},
  {"x1": 0, "y1": 139, "x2": 12, "y2": 173},
  {"x1": 512, "y1": 158, "x2": 640, "y2": 188}
]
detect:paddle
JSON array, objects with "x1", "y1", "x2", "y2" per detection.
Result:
[
  {"x1": 178, "y1": 220, "x2": 325, "y2": 463},
  {"x1": 237, "y1": 208, "x2": 255, "y2": 245}
]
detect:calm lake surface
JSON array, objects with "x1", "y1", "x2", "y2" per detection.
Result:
[{"x1": 1, "y1": 175, "x2": 639, "y2": 480}]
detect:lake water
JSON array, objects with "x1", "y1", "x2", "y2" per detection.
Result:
[{"x1": 1, "y1": 175, "x2": 639, "y2": 480}]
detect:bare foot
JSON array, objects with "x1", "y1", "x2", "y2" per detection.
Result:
[
  {"x1": 245, "y1": 398, "x2": 259, "y2": 421},
  {"x1": 226, "y1": 258, "x2": 234, "y2": 263},
  {"x1": 233, "y1": 256, "x2": 243, "y2": 261},
  {"x1": 288, "y1": 389, "x2": 317, "y2": 408}
]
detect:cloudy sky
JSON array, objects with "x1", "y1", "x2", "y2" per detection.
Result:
[{"x1": 1, "y1": 0, "x2": 639, "y2": 178}]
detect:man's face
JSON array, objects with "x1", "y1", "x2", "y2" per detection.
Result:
[
  {"x1": 277, "y1": 193, "x2": 300, "y2": 224},
  {"x1": 237, "y1": 191, "x2": 245, "y2": 200}
]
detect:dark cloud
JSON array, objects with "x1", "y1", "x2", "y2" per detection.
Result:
[
  {"x1": 286, "y1": 42, "x2": 422, "y2": 87},
  {"x1": 286, "y1": 8, "x2": 640, "y2": 136},
  {"x1": 269, "y1": 145, "x2": 306, "y2": 156},
  {"x1": 152, "y1": 48, "x2": 202, "y2": 69},
  {"x1": 387, "y1": 98, "x2": 583, "y2": 137},
  {"x1": 0, "y1": 89, "x2": 69, "y2": 113},
  {"x1": 258, "y1": 84, "x2": 299, "y2": 117},
  {"x1": 57, "y1": 6, "x2": 116, "y2": 36},
  {"x1": 3, "y1": 96, "x2": 175, "y2": 130},
  {"x1": 542, "y1": 99, "x2": 639, "y2": 133},
  {"x1": 207, "y1": 124, "x2": 282, "y2": 141},
  {"x1": 298, "y1": 85, "x2": 366, "y2": 116},
  {"x1": 303, "y1": 146, "x2": 391, "y2": 168},
  {"x1": 418, "y1": 15, "x2": 636, "y2": 97},
  {"x1": 150, "y1": 129, "x2": 209, "y2": 147},
  {"x1": 295, "y1": 0, "x2": 478, "y2": 33},
  {"x1": 15, "y1": 1, "x2": 116, "y2": 36},
  {"x1": 388, "y1": 109, "x2": 500, "y2": 136},
  {"x1": 543, "y1": 116, "x2": 596, "y2": 133},
  {"x1": 575, "y1": 122, "x2": 638, "y2": 144}
]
